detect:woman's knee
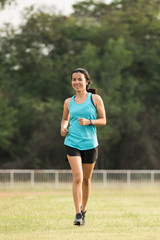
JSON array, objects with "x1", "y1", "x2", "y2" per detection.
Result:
[
  {"x1": 83, "y1": 177, "x2": 91, "y2": 186},
  {"x1": 73, "y1": 173, "x2": 83, "y2": 184}
]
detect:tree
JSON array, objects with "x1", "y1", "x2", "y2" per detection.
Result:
[
  {"x1": 0, "y1": 0, "x2": 15, "y2": 9},
  {"x1": 0, "y1": 0, "x2": 160, "y2": 169}
]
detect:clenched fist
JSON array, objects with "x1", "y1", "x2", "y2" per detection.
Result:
[
  {"x1": 78, "y1": 118, "x2": 90, "y2": 126},
  {"x1": 60, "y1": 128, "x2": 69, "y2": 137}
]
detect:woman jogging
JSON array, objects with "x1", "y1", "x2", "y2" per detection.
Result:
[{"x1": 60, "y1": 68, "x2": 106, "y2": 225}]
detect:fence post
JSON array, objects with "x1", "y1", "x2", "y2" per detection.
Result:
[
  {"x1": 10, "y1": 170, "x2": 14, "y2": 188},
  {"x1": 151, "y1": 171, "x2": 155, "y2": 184},
  {"x1": 127, "y1": 171, "x2": 131, "y2": 186},
  {"x1": 103, "y1": 171, "x2": 107, "y2": 187},
  {"x1": 55, "y1": 171, "x2": 59, "y2": 188},
  {"x1": 31, "y1": 171, "x2": 34, "y2": 187}
]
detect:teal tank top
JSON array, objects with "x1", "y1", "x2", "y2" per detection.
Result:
[{"x1": 64, "y1": 92, "x2": 98, "y2": 150}]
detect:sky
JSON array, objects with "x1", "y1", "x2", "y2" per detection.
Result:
[{"x1": 0, "y1": 0, "x2": 112, "y2": 28}]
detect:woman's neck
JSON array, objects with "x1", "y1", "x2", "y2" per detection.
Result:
[
  {"x1": 74, "y1": 91, "x2": 88, "y2": 104},
  {"x1": 75, "y1": 90, "x2": 88, "y2": 98}
]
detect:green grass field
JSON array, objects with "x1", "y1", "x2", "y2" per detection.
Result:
[{"x1": 0, "y1": 185, "x2": 160, "y2": 240}]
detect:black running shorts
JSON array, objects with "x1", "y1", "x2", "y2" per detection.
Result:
[{"x1": 65, "y1": 145, "x2": 98, "y2": 164}]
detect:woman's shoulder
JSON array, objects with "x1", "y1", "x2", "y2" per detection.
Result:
[
  {"x1": 91, "y1": 94, "x2": 103, "y2": 107},
  {"x1": 92, "y1": 94, "x2": 103, "y2": 102},
  {"x1": 64, "y1": 97, "x2": 72, "y2": 108}
]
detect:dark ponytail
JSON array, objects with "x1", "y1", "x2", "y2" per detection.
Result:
[{"x1": 71, "y1": 68, "x2": 97, "y2": 94}]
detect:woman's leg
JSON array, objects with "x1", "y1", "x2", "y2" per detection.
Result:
[
  {"x1": 81, "y1": 163, "x2": 95, "y2": 212},
  {"x1": 67, "y1": 155, "x2": 83, "y2": 214}
]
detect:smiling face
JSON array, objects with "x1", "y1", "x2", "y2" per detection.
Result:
[{"x1": 71, "y1": 72, "x2": 88, "y2": 92}]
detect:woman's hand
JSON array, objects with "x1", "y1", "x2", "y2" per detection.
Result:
[
  {"x1": 78, "y1": 118, "x2": 90, "y2": 126},
  {"x1": 60, "y1": 128, "x2": 69, "y2": 137}
]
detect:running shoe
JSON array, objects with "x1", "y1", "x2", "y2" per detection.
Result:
[
  {"x1": 81, "y1": 210, "x2": 87, "y2": 225},
  {"x1": 73, "y1": 213, "x2": 82, "y2": 225}
]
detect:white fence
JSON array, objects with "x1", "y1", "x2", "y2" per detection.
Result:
[{"x1": 0, "y1": 169, "x2": 160, "y2": 188}]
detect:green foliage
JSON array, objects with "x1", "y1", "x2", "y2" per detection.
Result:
[
  {"x1": 0, "y1": 93, "x2": 17, "y2": 150},
  {"x1": 0, "y1": 0, "x2": 15, "y2": 9},
  {"x1": 0, "y1": 0, "x2": 160, "y2": 169}
]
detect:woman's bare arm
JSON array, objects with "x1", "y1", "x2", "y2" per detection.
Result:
[{"x1": 60, "y1": 98, "x2": 71, "y2": 137}]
